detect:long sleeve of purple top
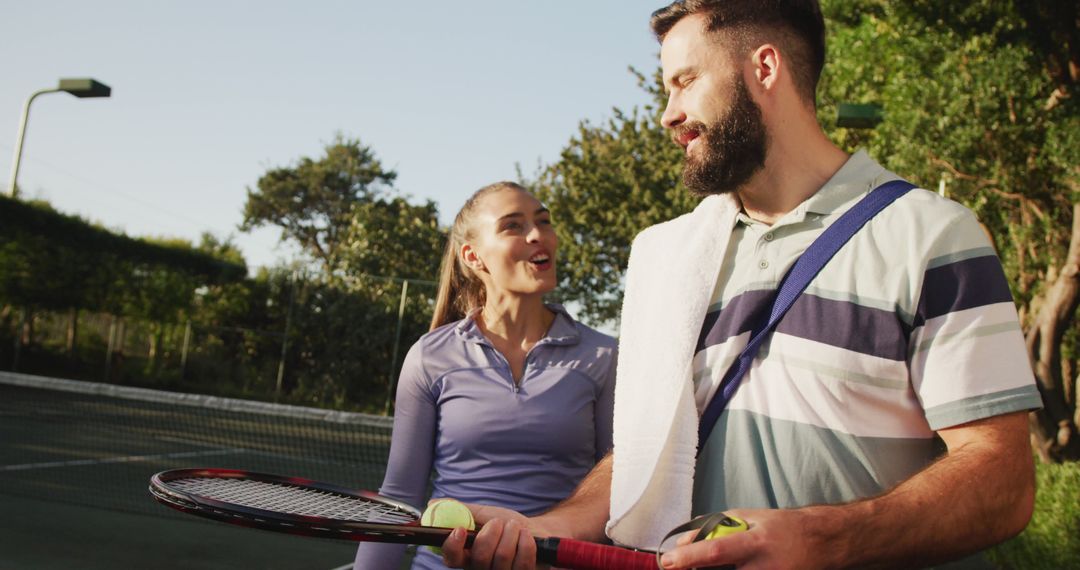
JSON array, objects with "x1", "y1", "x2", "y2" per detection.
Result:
[{"x1": 353, "y1": 306, "x2": 617, "y2": 570}]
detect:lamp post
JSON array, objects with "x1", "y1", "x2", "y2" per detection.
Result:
[{"x1": 7, "y1": 78, "x2": 111, "y2": 198}]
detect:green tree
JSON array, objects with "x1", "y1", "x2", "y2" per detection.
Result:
[
  {"x1": 338, "y1": 196, "x2": 444, "y2": 284},
  {"x1": 818, "y1": 0, "x2": 1078, "y2": 460},
  {"x1": 333, "y1": 195, "x2": 445, "y2": 410},
  {"x1": 241, "y1": 135, "x2": 397, "y2": 275},
  {"x1": 238, "y1": 137, "x2": 446, "y2": 410}
]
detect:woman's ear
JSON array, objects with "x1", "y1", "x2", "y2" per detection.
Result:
[{"x1": 461, "y1": 243, "x2": 485, "y2": 273}]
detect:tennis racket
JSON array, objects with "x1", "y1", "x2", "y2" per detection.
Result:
[{"x1": 149, "y1": 468, "x2": 658, "y2": 570}]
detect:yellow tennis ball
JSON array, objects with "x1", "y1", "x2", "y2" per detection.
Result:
[
  {"x1": 704, "y1": 515, "x2": 748, "y2": 540},
  {"x1": 421, "y1": 499, "x2": 475, "y2": 529},
  {"x1": 421, "y1": 499, "x2": 475, "y2": 556}
]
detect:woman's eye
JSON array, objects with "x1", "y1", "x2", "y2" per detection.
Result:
[{"x1": 503, "y1": 222, "x2": 522, "y2": 231}]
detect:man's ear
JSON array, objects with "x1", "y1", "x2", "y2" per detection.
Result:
[{"x1": 751, "y1": 44, "x2": 782, "y2": 93}]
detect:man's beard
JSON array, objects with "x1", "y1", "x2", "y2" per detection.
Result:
[{"x1": 676, "y1": 77, "x2": 768, "y2": 197}]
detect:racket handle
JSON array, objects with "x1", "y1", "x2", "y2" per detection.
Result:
[{"x1": 536, "y1": 537, "x2": 658, "y2": 570}]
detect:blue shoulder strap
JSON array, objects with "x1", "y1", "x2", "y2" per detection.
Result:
[{"x1": 696, "y1": 179, "x2": 917, "y2": 451}]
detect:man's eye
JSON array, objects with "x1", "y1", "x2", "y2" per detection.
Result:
[{"x1": 503, "y1": 222, "x2": 522, "y2": 231}]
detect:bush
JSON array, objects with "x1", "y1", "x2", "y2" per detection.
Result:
[{"x1": 988, "y1": 460, "x2": 1080, "y2": 569}]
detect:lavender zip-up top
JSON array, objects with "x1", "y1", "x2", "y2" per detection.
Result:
[{"x1": 354, "y1": 304, "x2": 617, "y2": 570}]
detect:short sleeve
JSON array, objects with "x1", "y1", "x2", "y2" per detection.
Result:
[{"x1": 907, "y1": 209, "x2": 1042, "y2": 430}]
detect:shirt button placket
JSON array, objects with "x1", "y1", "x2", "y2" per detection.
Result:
[{"x1": 759, "y1": 231, "x2": 775, "y2": 272}]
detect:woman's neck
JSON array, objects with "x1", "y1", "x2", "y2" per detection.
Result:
[{"x1": 477, "y1": 294, "x2": 554, "y2": 348}]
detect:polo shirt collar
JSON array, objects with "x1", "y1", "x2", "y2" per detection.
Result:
[
  {"x1": 802, "y1": 149, "x2": 889, "y2": 216},
  {"x1": 733, "y1": 149, "x2": 888, "y2": 228}
]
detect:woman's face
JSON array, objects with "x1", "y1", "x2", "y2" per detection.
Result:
[{"x1": 462, "y1": 188, "x2": 558, "y2": 299}]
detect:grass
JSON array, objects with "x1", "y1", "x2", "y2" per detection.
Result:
[{"x1": 987, "y1": 459, "x2": 1080, "y2": 569}]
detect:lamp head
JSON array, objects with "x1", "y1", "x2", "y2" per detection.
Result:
[
  {"x1": 837, "y1": 103, "x2": 882, "y2": 129},
  {"x1": 58, "y1": 78, "x2": 111, "y2": 98}
]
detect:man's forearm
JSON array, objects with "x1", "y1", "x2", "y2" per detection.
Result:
[
  {"x1": 533, "y1": 453, "x2": 613, "y2": 542},
  {"x1": 807, "y1": 413, "x2": 1035, "y2": 569}
]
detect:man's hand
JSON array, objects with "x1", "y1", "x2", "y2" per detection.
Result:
[
  {"x1": 658, "y1": 508, "x2": 823, "y2": 570},
  {"x1": 661, "y1": 412, "x2": 1034, "y2": 569}
]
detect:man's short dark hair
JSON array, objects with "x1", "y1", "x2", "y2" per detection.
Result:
[{"x1": 650, "y1": 0, "x2": 826, "y2": 106}]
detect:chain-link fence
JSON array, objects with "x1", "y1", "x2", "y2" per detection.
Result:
[{"x1": 0, "y1": 274, "x2": 438, "y2": 414}]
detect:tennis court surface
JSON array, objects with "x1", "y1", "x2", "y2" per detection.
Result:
[{"x1": 0, "y1": 371, "x2": 412, "y2": 569}]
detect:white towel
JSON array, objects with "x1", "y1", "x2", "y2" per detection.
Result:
[{"x1": 605, "y1": 193, "x2": 741, "y2": 549}]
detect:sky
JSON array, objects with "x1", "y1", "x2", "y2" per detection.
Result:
[{"x1": 1, "y1": 0, "x2": 666, "y2": 272}]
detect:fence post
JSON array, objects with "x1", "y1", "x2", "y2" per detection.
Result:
[
  {"x1": 11, "y1": 307, "x2": 28, "y2": 372},
  {"x1": 104, "y1": 316, "x2": 117, "y2": 381},
  {"x1": 180, "y1": 320, "x2": 192, "y2": 380},
  {"x1": 276, "y1": 270, "x2": 298, "y2": 396},
  {"x1": 67, "y1": 307, "x2": 78, "y2": 357},
  {"x1": 384, "y1": 279, "x2": 409, "y2": 415}
]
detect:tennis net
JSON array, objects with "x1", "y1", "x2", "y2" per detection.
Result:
[{"x1": 0, "y1": 371, "x2": 394, "y2": 517}]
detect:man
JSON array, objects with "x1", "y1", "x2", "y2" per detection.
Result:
[{"x1": 442, "y1": 1, "x2": 1040, "y2": 568}]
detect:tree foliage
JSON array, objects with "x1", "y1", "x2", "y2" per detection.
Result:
[
  {"x1": 262, "y1": 193, "x2": 444, "y2": 410},
  {"x1": 232, "y1": 137, "x2": 445, "y2": 409},
  {"x1": 241, "y1": 135, "x2": 398, "y2": 274},
  {"x1": 819, "y1": 0, "x2": 1078, "y2": 310},
  {"x1": 338, "y1": 195, "x2": 444, "y2": 285},
  {"x1": 0, "y1": 195, "x2": 245, "y2": 318},
  {"x1": 818, "y1": 0, "x2": 1079, "y2": 460}
]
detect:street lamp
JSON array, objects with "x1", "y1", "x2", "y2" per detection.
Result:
[{"x1": 7, "y1": 77, "x2": 111, "y2": 198}]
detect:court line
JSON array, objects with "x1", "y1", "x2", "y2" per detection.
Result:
[{"x1": 0, "y1": 448, "x2": 246, "y2": 472}]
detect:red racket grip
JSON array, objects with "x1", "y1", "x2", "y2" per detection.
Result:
[{"x1": 536, "y1": 537, "x2": 658, "y2": 570}]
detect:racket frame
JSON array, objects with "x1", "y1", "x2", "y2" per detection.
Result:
[
  {"x1": 150, "y1": 468, "x2": 659, "y2": 569},
  {"x1": 150, "y1": 467, "x2": 454, "y2": 545}
]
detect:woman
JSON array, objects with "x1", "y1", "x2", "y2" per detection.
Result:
[{"x1": 354, "y1": 181, "x2": 617, "y2": 570}]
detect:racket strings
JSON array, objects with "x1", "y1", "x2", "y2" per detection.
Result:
[{"x1": 170, "y1": 477, "x2": 415, "y2": 523}]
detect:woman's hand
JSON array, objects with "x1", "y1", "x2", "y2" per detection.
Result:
[{"x1": 440, "y1": 504, "x2": 561, "y2": 570}]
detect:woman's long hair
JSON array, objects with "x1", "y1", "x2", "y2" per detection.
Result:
[{"x1": 429, "y1": 181, "x2": 528, "y2": 330}]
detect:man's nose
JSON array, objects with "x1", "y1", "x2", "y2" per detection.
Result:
[{"x1": 661, "y1": 94, "x2": 685, "y2": 129}]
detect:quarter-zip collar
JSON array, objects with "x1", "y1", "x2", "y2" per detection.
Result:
[{"x1": 454, "y1": 303, "x2": 580, "y2": 349}]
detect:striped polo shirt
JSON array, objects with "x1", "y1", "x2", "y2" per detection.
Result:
[{"x1": 692, "y1": 151, "x2": 1041, "y2": 514}]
